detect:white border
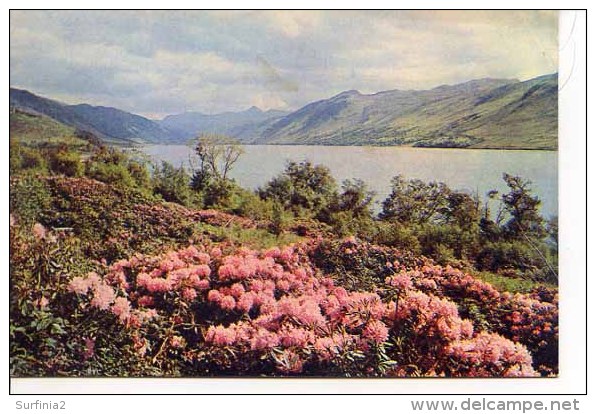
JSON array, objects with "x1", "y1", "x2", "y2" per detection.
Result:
[{"x1": 2, "y1": 3, "x2": 589, "y2": 400}]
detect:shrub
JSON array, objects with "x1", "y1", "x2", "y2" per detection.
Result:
[
  {"x1": 152, "y1": 161, "x2": 200, "y2": 208},
  {"x1": 365, "y1": 221, "x2": 422, "y2": 255},
  {"x1": 49, "y1": 149, "x2": 84, "y2": 177},
  {"x1": 259, "y1": 161, "x2": 338, "y2": 218},
  {"x1": 66, "y1": 242, "x2": 537, "y2": 377},
  {"x1": 10, "y1": 141, "x2": 48, "y2": 173},
  {"x1": 380, "y1": 175, "x2": 450, "y2": 224},
  {"x1": 10, "y1": 175, "x2": 52, "y2": 227}
]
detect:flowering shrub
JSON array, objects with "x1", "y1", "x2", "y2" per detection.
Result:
[
  {"x1": 308, "y1": 237, "x2": 557, "y2": 376},
  {"x1": 403, "y1": 263, "x2": 558, "y2": 375},
  {"x1": 67, "y1": 239, "x2": 539, "y2": 377}
]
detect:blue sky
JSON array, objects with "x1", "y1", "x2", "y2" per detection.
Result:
[{"x1": 10, "y1": 10, "x2": 558, "y2": 118}]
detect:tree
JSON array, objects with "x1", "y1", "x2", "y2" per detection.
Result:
[
  {"x1": 193, "y1": 134, "x2": 244, "y2": 183},
  {"x1": 380, "y1": 175, "x2": 450, "y2": 224},
  {"x1": 336, "y1": 179, "x2": 376, "y2": 219},
  {"x1": 439, "y1": 191, "x2": 481, "y2": 229},
  {"x1": 500, "y1": 173, "x2": 546, "y2": 240},
  {"x1": 153, "y1": 161, "x2": 197, "y2": 207},
  {"x1": 259, "y1": 161, "x2": 338, "y2": 217}
]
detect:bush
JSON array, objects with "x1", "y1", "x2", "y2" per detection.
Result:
[
  {"x1": 475, "y1": 240, "x2": 550, "y2": 276},
  {"x1": 10, "y1": 141, "x2": 48, "y2": 173},
  {"x1": 63, "y1": 242, "x2": 538, "y2": 377},
  {"x1": 87, "y1": 161, "x2": 136, "y2": 187},
  {"x1": 49, "y1": 149, "x2": 84, "y2": 177},
  {"x1": 365, "y1": 222, "x2": 422, "y2": 255},
  {"x1": 152, "y1": 161, "x2": 200, "y2": 208},
  {"x1": 10, "y1": 175, "x2": 52, "y2": 227},
  {"x1": 259, "y1": 161, "x2": 338, "y2": 218}
]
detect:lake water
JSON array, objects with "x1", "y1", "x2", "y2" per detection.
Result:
[{"x1": 139, "y1": 145, "x2": 558, "y2": 219}]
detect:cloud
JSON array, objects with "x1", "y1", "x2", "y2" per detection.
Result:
[{"x1": 10, "y1": 10, "x2": 558, "y2": 118}]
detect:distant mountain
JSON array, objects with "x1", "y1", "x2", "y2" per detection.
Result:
[
  {"x1": 9, "y1": 88, "x2": 182, "y2": 145},
  {"x1": 10, "y1": 73, "x2": 557, "y2": 149},
  {"x1": 160, "y1": 106, "x2": 288, "y2": 141},
  {"x1": 252, "y1": 74, "x2": 557, "y2": 149}
]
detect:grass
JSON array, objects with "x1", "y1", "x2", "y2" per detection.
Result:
[
  {"x1": 473, "y1": 270, "x2": 554, "y2": 294},
  {"x1": 200, "y1": 223, "x2": 304, "y2": 250},
  {"x1": 10, "y1": 110, "x2": 89, "y2": 149}
]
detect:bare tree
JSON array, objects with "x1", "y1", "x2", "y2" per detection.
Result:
[{"x1": 193, "y1": 134, "x2": 244, "y2": 182}]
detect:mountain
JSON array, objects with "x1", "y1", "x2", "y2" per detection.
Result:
[
  {"x1": 10, "y1": 73, "x2": 557, "y2": 149},
  {"x1": 160, "y1": 106, "x2": 288, "y2": 141},
  {"x1": 9, "y1": 88, "x2": 182, "y2": 145},
  {"x1": 252, "y1": 74, "x2": 557, "y2": 149}
]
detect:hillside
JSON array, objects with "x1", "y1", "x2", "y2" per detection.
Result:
[
  {"x1": 253, "y1": 74, "x2": 558, "y2": 149},
  {"x1": 9, "y1": 109, "x2": 95, "y2": 149},
  {"x1": 10, "y1": 73, "x2": 557, "y2": 149},
  {"x1": 9, "y1": 88, "x2": 182, "y2": 145}
]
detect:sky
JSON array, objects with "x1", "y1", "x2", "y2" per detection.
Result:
[{"x1": 10, "y1": 10, "x2": 558, "y2": 119}]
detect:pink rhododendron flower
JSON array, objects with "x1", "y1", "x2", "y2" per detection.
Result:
[
  {"x1": 205, "y1": 325, "x2": 236, "y2": 346},
  {"x1": 111, "y1": 297, "x2": 131, "y2": 322},
  {"x1": 182, "y1": 288, "x2": 197, "y2": 301},
  {"x1": 363, "y1": 320, "x2": 389, "y2": 344},
  {"x1": 207, "y1": 289, "x2": 222, "y2": 303},
  {"x1": 90, "y1": 283, "x2": 116, "y2": 310},
  {"x1": 220, "y1": 295, "x2": 237, "y2": 311},
  {"x1": 68, "y1": 276, "x2": 92, "y2": 295}
]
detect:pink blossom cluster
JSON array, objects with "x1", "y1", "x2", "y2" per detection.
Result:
[
  {"x1": 387, "y1": 289, "x2": 475, "y2": 342},
  {"x1": 402, "y1": 263, "x2": 558, "y2": 363},
  {"x1": 445, "y1": 332, "x2": 538, "y2": 377},
  {"x1": 68, "y1": 272, "x2": 157, "y2": 327},
  {"x1": 68, "y1": 240, "x2": 543, "y2": 377}
]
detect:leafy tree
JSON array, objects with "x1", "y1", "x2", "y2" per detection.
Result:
[
  {"x1": 321, "y1": 179, "x2": 376, "y2": 236},
  {"x1": 259, "y1": 161, "x2": 338, "y2": 217},
  {"x1": 380, "y1": 175, "x2": 450, "y2": 224},
  {"x1": 500, "y1": 173, "x2": 546, "y2": 240},
  {"x1": 49, "y1": 149, "x2": 84, "y2": 177},
  {"x1": 439, "y1": 191, "x2": 481, "y2": 229},
  {"x1": 153, "y1": 161, "x2": 198, "y2": 207}
]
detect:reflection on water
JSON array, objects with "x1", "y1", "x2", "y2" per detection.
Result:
[{"x1": 140, "y1": 145, "x2": 558, "y2": 218}]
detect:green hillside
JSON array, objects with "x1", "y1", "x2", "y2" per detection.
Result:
[
  {"x1": 255, "y1": 74, "x2": 558, "y2": 150},
  {"x1": 9, "y1": 110, "x2": 82, "y2": 145}
]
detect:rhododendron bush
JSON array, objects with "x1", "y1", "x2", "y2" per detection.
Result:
[{"x1": 66, "y1": 237, "x2": 554, "y2": 377}]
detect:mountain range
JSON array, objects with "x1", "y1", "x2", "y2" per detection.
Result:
[{"x1": 10, "y1": 73, "x2": 557, "y2": 149}]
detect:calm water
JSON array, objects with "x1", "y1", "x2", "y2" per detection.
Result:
[{"x1": 139, "y1": 145, "x2": 558, "y2": 218}]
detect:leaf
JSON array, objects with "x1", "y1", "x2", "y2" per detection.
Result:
[{"x1": 51, "y1": 323, "x2": 65, "y2": 334}]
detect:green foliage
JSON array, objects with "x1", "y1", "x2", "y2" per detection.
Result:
[
  {"x1": 49, "y1": 149, "x2": 84, "y2": 177},
  {"x1": 259, "y1": 161, "x2": 338, "y2": 218},
  {"x1": 10, "y1": 140, "x2": 48, "y2": 174},
  {"x1": 152, "y1": 161, "x2": 200, "y2": 207},
  {"x1": 200, "y1": 223, "x2": 302, "y2": 250},
  {"x1": 10, "y1": 175, "x2": 52, "y2": 227},
  {"x1": 474, "y1": 271, "x2": 553, "y2": 294},
  {"x1": 321, "y1": 179, "x2": 376, "y2": 236},
  {"x1": 476, "y1": 240, "x2": 546, "y2": 274},
  {"x1": 234, "y1": 191, "x2": 293, "y2": 234},
  {"x1": 380, "y1": 175, "x2": 451, "y2": 224},
  {"x1": 500, "y1": 173, "x2": 546, "y2": 240},
  {"x1": 364, "y1": 221, "x2": 422, "y2": 255}
]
